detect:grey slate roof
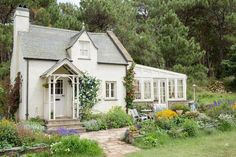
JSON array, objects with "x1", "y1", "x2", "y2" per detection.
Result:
[{"x1": 19, "y1": 25, "x2": 130, "y2": 65}]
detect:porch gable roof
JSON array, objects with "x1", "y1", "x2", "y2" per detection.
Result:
[{"x1": 40, "y1": 58, "x2": 82, "y2": 78}]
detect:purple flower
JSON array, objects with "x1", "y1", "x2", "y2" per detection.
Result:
[{"x1": 57, "y1": 127, "x2": 79, "y2": 136}]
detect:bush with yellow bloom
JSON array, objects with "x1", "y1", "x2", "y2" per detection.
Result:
[
  {"x1": 156, "y1": 109, "x2": 177, "y2": 119},
  {"x1": 232, "y1": 103, "x2": 236, "y2": 110}
]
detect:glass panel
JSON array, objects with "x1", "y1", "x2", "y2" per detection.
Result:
[
  {"x1": 144, "y1": 80, "x2": 151, "y2": 99},
  {"x1": 153, "y1": 81, "x2": 159, "y2": 101},
  {"x1": 177, "y1": 80, "x2": 183, "y2": 98},
  {"x1": 51, "y1": 80, "x2": 63, "y2": 95},
  {"x1": 79, "y1": 41, "x2": 90, "y2": 58},
  {"x1": 134, "y1": 80, "x2": 141, "y2": 99},
  {"x1": 160, "y1": 81, "x2": 166, "y2": 103},
  {"x1": 111, "y1": 83, "x2": 114, "y2": 97},
  {"x1": 106, "y1": 83, "x2": 109, "y2": 97},
  {"x1": 168, "y1": 79, "x2": 175, "y2": 99}
]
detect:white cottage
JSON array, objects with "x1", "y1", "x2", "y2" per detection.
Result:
[{"x1": 11, "y1": 7, "x2": 187, "y2": 122}]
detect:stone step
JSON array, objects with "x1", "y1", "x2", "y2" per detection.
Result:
[
  {"x1": 47, "y1": 119, "x2": 82, "y2": 125},
  {"x1": 46, "y1": 119, "x2": 86, "y2": 133}
]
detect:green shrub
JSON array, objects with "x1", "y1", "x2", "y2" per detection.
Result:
[
  {"x1": 105, "y1": 106, "x2": 132, "y2": 128},
  {"x1": 83, "y1": 119, "x2": 105, "y2": 131},
  {"x1": 217, "y1": 114, "x2": 235, "y2": 131},
  {"x1": 28, "y1": 117, "x2": 45, "y2": 126},
  {"x1": 206, "y1": 103, "x2": 235, "y2": 118},
  {"x1": 19, "y1": 121, "x2": 45, "y2": 133},
  {"x1": 182, "y1": 119, "x2": 199, "y2": 137},
  {"x1": 156, "y1": 118, "x2": 174, "y2": 130},
  {"x1": 138, "y1": 120, "x2": 158, "y2": 135},
  {"x1": 134, "y1": 130, "x2": 169, "y2": 149},
  {"x1": 0, "y1": 119, "x2": 21, "y2": 148},
  {"x1": 170, "y1": 104, "x2": 190, "y2": 113},
  {"x1": 51, "y1": 135, "x2": 103, "y2": 156}
]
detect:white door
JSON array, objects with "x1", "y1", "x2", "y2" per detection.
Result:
[{"x1": 51, "y1": 79, "x2": 65, "y2": 117}]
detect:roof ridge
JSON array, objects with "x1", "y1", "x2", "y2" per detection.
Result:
[
  {"x1": 30, "y1": 24, "x2": 80, "y2": 33},
  {"x1": 87, "y1": 32, "x2": 107, "y2": 35}
]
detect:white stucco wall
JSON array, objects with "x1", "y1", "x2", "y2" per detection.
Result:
[
  {"x1": 69, "y1": 32, "x2": 127, "y2": 113},
  {"x1": 27, "y1": 60, "x2": 56, "y2": 119}
]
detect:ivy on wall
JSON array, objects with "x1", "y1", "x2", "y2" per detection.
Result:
[
  {"x1": 79, "y1": 73, "x2": 100, "y2": 120},
  {"x1": 124, "y1": 63, "x2": 135, "y2": 113}
]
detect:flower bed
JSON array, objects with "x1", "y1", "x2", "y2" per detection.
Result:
[
  {"x1": 83, "y1": 106, "x2": 132, "y2": 131},
  {"x1": 124, "y1": 103, "x2": 236, "y2": 149}
]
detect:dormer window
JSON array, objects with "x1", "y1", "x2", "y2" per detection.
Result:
[{"x1": 79, "y1": 41, "x2": 90, "y2": 59}]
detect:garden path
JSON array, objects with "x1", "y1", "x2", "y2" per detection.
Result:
[{"x1": 80, "y1": 128, "x2": 140, "y2": 157}]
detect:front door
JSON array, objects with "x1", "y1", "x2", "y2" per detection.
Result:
[{"x1": 51, "y1": 79, "x2": 65, "y2": 117}]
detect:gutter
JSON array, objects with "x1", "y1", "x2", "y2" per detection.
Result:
[{"x1": 26, "y1": 59, "x2": 29, "y2": 120}]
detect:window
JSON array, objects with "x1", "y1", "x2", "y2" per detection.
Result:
[
  {"x1": 160, "y1": 80, "x2": 166, "y2": 103},
  {"x1": 144, "y1": 80, "x2": 151, "y2": 99},
  {"x1": 134, "y1": 80, "x2": 141, "y2": 99},
  {"x1": 177, "y1": 80, "x2": 183, "y2": 98},
  {"x1": 79, "y1": 41, "x2": 90, "y2": 59},
  {"x1": 105, "y1": 82, "x2": 116, "y2": 99},
  {"x1": 153, "y1": 80, "x2": 159, "y2": 101},
  {"x1": 168, "y1": 79, "x2": 175, "y2": 99},
  {"x1": 51, "y1": 80, "x2": 63, "y2": 95}
]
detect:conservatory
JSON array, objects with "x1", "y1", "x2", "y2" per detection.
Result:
[{"x1": 134, "y1": 64, "x2": 187, "y2": 108}]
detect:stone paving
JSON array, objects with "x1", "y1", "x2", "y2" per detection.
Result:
[{"x1": 80, "y1": 128, "x2": 140, "y2": 157}]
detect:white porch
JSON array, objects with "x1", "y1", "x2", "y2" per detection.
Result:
[{"x1": 41, "y1": 58, "x2": 82, "y2": 120}]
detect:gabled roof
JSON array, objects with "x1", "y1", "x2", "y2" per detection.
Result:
[
  {"x1": 41, "y1": 58, "x2": 82, "y2": 78},
  {"x1": 20, "y1": 25, "x2": 132, "y2": 65},
  {"x1": 107, "y1": 31, "x2": 133, "y2": 62}
]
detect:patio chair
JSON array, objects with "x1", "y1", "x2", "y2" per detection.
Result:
[{"x1": 128, "y1": 109, "x2": 148, "y2": 121}]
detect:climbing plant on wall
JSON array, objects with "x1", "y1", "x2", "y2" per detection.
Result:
[
  {"x1": 79, "y1": 73, "x2": 100, "y2": 120},
  {"x1": 124, "y1": 63, "x2": 135, "y2": 113}
]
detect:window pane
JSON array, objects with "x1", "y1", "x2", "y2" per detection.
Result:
[
  {"x1": 111, "y1": 83, "x2": 114, "y2": 97},
  {"x1": 106, "y1": 83, "x2": 109, "y2": 97},
  {"x1": 168, "y1": 80, "x2": 175, "y2": 99},
  {"x1": 153, "y1": 81, "x2": 158, "y2": 100},
  {"x1": 144, "y1": 81, "x2": 151, "y2": 99},
  {"x1": 177, "y1": 80, "x2": 183, "y2": 98},
  {"x1": 134, "y1": 80, "x2": 141, "y2": 99},
  {"x1": 79, "y1": 41, "x2": 90, "y2": 58}
]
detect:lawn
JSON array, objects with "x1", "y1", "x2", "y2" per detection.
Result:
[
  {"x1": 197, "y1": 92, "x2": 236, "y2": 105},
  {"x1": 126, "y1": 130, "x2": 236, "y2": 157}
]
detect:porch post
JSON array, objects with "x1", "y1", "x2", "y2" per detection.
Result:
[
  {"x1": 76, "y1": 76, "x2": 79, "y2": 119},
  {"x1": 48, "y1": 76, "x2": 51, "y2": 120},
  {"x1": 72, "y1": 76, "x2": 75, "y2": 119},
  {"x1": 53, "y1": 75, "x2": 56, "y2": 120}
]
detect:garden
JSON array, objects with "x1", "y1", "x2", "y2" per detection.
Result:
[
  {"x1": 0, "y1": 117, "x2": 105, "y2": 156},
  {"x1": 123, "y1": 101, "x2": 236, "y2": 156}
]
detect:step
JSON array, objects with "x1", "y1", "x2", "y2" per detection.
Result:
[
  {"x1": 46, "y1": 118, "x2": 86, "y2": 133},
  {"x1": 47, "y1": 119, "x2": 82, "y2": 125}
]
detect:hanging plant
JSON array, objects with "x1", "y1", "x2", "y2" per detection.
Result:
[{"x1": 124, "y1": 63, "x2": 135, "y2": 113}]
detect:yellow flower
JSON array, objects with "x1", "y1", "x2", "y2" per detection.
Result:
[
  {"x1": 232, "y1": 103, "x2": 236, "y2": 110},
  {"x1": 156, "y1": 109, "x2": 177, "y2": 119}
]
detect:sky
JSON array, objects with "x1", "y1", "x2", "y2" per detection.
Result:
[{"x1": 57, "y1": 0, "x2": 80, "y2": 6}]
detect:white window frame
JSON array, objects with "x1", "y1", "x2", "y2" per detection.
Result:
[
  {"x1": 51, "y1": 79, "x2": 64, "y2": 95},
  {"x1": 134, "y1": 78, "x2": 153, "y2": 102},
  {"x1": 78, "y1": 41, "x2": 90, "y2": 59},
  {"x1": 144, "y1": 80, "x2": 152, "y2": 100},
  {"x1": 168, "y1": 79, "x2": 175, "y2": 99},
  {"x1": 105, "y1": 81, "x2": 117, "y2": 100},
  {"x1": 177, "y1": 79, "x2": 184, "y2": 99},
  {"x1": 134, "y1": 79, "x2": 141, "y2": 100}
]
